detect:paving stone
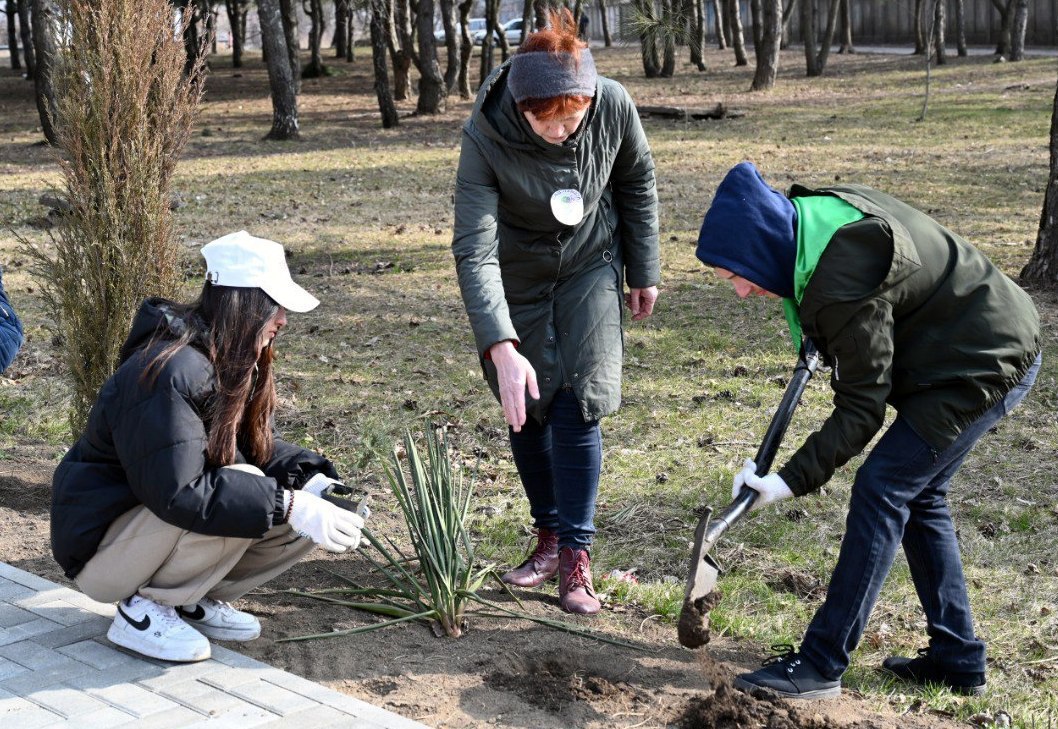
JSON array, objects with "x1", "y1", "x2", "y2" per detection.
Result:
[
  {"x1": 64, "y1": 661, "x2": 167, "y2": 692},
  {"x1": 0, "y1": 617, "x2": 64, "y2": 647},
  {"x1": 0, "y1": 639, "x2": 88, "y2": 670},
  {"x1": 199, "y1": 665, "x2": 271, "y2": 691},
  {"x1": 22, "y1": 683, "x2": 113, "y2": 718},
  {"x1": 0, "y1": 658, "x2": 96, "y2": 695},
  {"x1": 254, "y1": 703, "x2": 361, "y2": 727},
  {"x1": 179, "y1": 703, "x2": 279, "y2": 728},
  {"x1": 56, "y1": 639, "x2": 141, "y2": 670},
  {"x1": 0, "y1": 603, "x2": 40, "y2": 628},
  {"x1": 225, "y1": 677, "x2": 317, "y2": 715},
  {"x1": 110, "y1": 705, "x2": 205, "y2": 728},
  {"x1": 0, "y1": 656, "x2": 29, "y2": 681},
  {"x1": 0, "y1": 564, "x2": 57, "y2": 591},
  {"x1": 84, "y1": 681, "x2": 185, "y2": 718},
  {"x1": 136, "y1": 660, "x2": 225, "y2": 690},
  {"x1": 0, "y1": 693, "x2": 65, "y2": 729},
  {"x1": 153, "y1": 678, "x2": 248, "y2": 715},
  {"x1": 0, "y1": 580, "x2": 34, "y2": 602},
  {"x1": 44, "y1": 704, "x2": 137, "y2": 728},
  {"x1": 35, "y1": 619, "x2": 112, "y2": 649},
  {"x1": 23, "y1": 598, "x2": 101, "y2": 627}
]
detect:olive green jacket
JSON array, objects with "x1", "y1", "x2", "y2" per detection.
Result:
[
  {"x1": 452, "y1": 61, "x2": 660, "y2": 423},
  {"x1": 778, "y1": 184, "x2": 1041, "y2": 496}
]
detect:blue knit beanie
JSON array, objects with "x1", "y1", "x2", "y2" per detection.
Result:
[{"x1": 695, "y1": 161, "x2": 797, "y2": 299}]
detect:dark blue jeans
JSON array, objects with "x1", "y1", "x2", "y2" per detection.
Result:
[
  {"x1": 509, "y1": 388, "x2": 601, "y2": 551},
  {"x1": 801, "y1": 354, "x2": 1041, "y2": 680}
]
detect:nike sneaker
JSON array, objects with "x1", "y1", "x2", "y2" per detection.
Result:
[
  {"x1": 107, "y1": 594, "x2": 211, "y2": 662},
  {"x1": 177, "y1": 597, "x2": 262, "y2": 642}
]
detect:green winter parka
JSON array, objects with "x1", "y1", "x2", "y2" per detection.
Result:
[
  {"x1": 452, "y1": 61, "x2": 660, "y2": 424},
  {"x1": 778, "y1": 184, "x2": 1041, "y2": 496}
]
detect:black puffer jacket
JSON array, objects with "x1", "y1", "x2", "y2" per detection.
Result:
[{"x1": 51, "y1": 298, "x2": 338, "y2": 578}]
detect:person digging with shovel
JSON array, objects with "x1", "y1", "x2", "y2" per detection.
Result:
[
  {"x1": 695, "y1": 161, "x2": 1041, "y2": 699},
  {"x1": 51, "y1": 231, "x2": 367, "y2": 663}
]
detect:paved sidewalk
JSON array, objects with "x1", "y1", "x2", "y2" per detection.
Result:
[{"x1": 0, "y1": 562, "x2": 428, "y2": 728}]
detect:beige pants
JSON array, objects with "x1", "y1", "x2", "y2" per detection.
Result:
[{"x1": 75, "y1": 504, "x2": 314, "y2": 607}]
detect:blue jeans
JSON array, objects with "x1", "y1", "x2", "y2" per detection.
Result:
[
  {"x1": 801, "y1": 354, "x2": 1041, "y2": 680},
  {"x1": 509, "y1": 388, "x2": 601, "y2": 551}
]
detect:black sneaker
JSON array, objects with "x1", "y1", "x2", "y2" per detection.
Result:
[
  {"x1": 882, "y1": 648, "x2": 986, "y2": 696},
  {"x1": 733, "y1": 644, "x2": 842, "y2": 699}
]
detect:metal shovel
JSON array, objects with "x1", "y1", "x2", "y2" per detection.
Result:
[{"x1": 677, "y1": 338, "x2": 820, "y2": 648}]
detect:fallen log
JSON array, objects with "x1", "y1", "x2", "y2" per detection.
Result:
[{"x1": 636, "y1": 103, "x2": 745, "y2": 120}]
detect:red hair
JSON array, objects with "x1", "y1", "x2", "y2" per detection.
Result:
[{"x1": 515, "y1": 9, "x2": 592, "y2": 121}]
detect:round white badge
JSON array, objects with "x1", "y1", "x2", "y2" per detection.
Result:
[{"x1": 550, "y1": 189, "x2": 584, "y2": 226}]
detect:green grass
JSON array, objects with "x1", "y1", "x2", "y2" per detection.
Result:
[{"x1": 2, "y1": 45, "x2": 1056, "y2": 725}]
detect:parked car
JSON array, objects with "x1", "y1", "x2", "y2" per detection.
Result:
[
  {"x1": 473, "y1": 17, "x2": 526, "y2": 46},
  {"x1": 435, "y1": 17, "x2": 488, "y2": 43}
]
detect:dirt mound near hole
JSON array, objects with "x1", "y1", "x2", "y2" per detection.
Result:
[{"x1": 485, "y1": 654, "x2": 650, "y2": 714}]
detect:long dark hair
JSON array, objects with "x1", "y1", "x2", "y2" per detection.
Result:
[{"x1": 143, "y1": 282, "x2": 279, "y2": 467}]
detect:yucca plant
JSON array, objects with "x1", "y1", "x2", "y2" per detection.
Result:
[{"x1": 280, "y1": 427, "x2": 642, "y2": 649}]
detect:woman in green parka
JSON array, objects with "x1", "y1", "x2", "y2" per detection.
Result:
[{"x1": 452, "y1": 10, "x2": 660, "y2": 615}]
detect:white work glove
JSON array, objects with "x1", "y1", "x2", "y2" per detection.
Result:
[
  {"x1": 303, "y1": 472, "x2": 344, "y2": 498},
  {"x1": 732, "y1": 458, "x2": 794, "y2": 512},
  {"x1": 287, "y1": 490, "x2": 364, "y2": 552}
]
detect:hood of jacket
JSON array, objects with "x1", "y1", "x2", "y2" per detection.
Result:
[{"x1": 118, "y1": 297, "x2": 205, "y2": 366}]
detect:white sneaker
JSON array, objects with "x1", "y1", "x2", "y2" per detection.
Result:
[
  {"x1": 107, "y1": 595, "x2": 211, "y2": 662},
  {"x1": 177, "y1": 597, "x2": 262, "y2": 642}
]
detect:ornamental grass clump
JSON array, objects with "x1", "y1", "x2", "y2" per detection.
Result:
[
  {"x1": 282, "y1": 428, "x2": 642, "y2": 649},
  {"x1": 283, "y1": 427, "x2": 492, "y2": 639}
]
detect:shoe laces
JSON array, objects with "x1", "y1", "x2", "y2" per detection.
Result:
[
  {"x1": 131, "y1": 596, "x2": 187, "y2": 630},
  {"x1": 761, "y1": 643, "x2": 798, "y2": 666},
  {"x1": 527, "y1": 530, "x2": 558, "y2": 564},
  {"x1": 564, "y1": 551, "x2": 593, "y2": 592}
]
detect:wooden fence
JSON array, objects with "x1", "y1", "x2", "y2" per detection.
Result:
[{"x1": 594, "y1": 0, "x2": 1057, "y2": 48}]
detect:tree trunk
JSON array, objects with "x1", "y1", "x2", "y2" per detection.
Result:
[
  {"x1": 457, "y1": 0, "x2": 473, "y2": 97},
  {"x1": 533, "y1": 0, "x2": 548, "y2": 29},
  {"x1": 712, "y1": 0, "x2": 726, "y2": 50},
  {"x1": 598, "y1": 0, "x2": 612, "y2": 46},
  {"x1": 369, "y1": 0, "x2": 399, "y2": 127},
  {"x1": 389, "y1": 0, "x2": 412, "y2": 101},
  {"x1": 334, "y1": 0, "x2": 348, "y2": 58},
  {"x1": 302, "y1": 0, "x2": 328, "y2": 77},
  {"x1": 751, "y1": 0, "x2": 780, "y2": 91},
  {"x1": 416, "y1": 0, "x2": 447, "y2": 113},
  {"x1": 992, "y1": 0, "x2": 1013, "y2": 58},
  {"x1": 203, "y1": 0, "x2": 217, "y2": 55},
  {"x1": 6, "y1": 1, "x2": 21, "y2": 71},
  {"x1": 953, "y1": 0, "x2": 967, "y2": 56},
  {"x1": 32, "y1": 0, "x2": 58, "y2": 144},
  {"x1": 801, "y1": 0, "x2": 818, "y2": 75},
  {"x1": 439, "y1": 0, "x2": 460, "y2": 92},
  {"x1": 913, "y1": 0, "x2": 926, "y2": 54},
  {"x1": 838, "y1": 0, "x2": 854, "y2": 53},
  {"x1": 345, "y1": 2, "x2": 355, "y2": 60},
  {"x1": 686, "y1": 0, "x2": 705, "y2": 70},
  {"x1": 1009, "y1": 0, "x2": 1028, "y2": 61},
  {"x1": 660, "y1": 0, "x2": 676, "y2": 77},
  {"x1": 634, "y1": 0, "x2": 661, "y2": 77},
  {"x1": 224, "y1": 0, "x2": 247, "y2": 67},
  {"x1": 813, "y1": 0, "x2": 840, "y2": 74},
  {"x1": 726, "y1": 0, "x2": 746, "y2": 66},
  {"x1": 780, "y1": 0, "x2": 795, "y2": 49},
  {"x1": 279, "y1": 0, "x2": 301, "y2": 92},
  {"x1": 749, "y1": 0, "x2": 762, "y2": 47},
  {"x1": 1020, "y1": 81, "x2": 1058, "y2": 288},
  {"x1": 933, "y1": 0, "x2": 946, "y2": 65},
  {"x1": 17, "y1": 0, "x2": 35, "y2": 79},
  {"x1": 258, "y1": 0, "x2": 300, "y2": 139}
]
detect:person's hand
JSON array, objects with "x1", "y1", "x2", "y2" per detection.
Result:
[
  {"x1": 732, "y1": 459, "x2": 793, "y2": 512},
  {"x1": 625, "y1": 286, "x2": 658, "y2": 321},
  {"x1": 303, "y1": 472, "x2": 344, "y2": 498},
  {"x1": 488, "y1": 340, "x2": 539, "y2": 432},
  {"x1": 287, "y1": 491, "x2": 365, "y2": 552}
]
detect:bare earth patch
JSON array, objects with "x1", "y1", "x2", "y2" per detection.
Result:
[{"x1": 1, "y1": 455, "x2": 966, "y2": 728}]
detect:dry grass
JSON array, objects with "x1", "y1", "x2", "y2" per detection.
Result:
[{"x1": 1, "y1": 43, "x2": 1056, "y2": 725}]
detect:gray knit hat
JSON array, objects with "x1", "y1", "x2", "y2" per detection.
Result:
[{"x1": 507, "y1": 50, "x2": 597, "y2": 103}]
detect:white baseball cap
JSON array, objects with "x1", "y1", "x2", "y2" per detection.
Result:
[{"x1": 200, "y1": 231, "x2": 319, "y2": 313}]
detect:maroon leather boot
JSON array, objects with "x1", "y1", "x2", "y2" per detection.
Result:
[
  {"x1": 558, "y1": 546, "x2": 601, "y2": 615},
  {"x1": 501, "y1": 528, "x2": 560, "y2": 587}
]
